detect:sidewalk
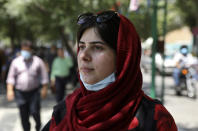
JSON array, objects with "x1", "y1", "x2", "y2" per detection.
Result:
[
  {"x1": 0, "y1": 90, "x2": 56, "y2": 131},
  {"x1": 164, "y1": 91, "x2": 198, "y2": 131},
  {"x1": 0, "y1": 84, "x2": 75, "y2": 131},
  {"x1": 142, "y1": 71, "x2": 198, "y2": 131}
]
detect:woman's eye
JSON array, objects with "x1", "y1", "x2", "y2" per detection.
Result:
[
  {"x1": 79, "y1": 45, "x2": 85, "y2": 50},
  {"x1": 93, "y1": 45, "x2": 103, "y2": 51}
]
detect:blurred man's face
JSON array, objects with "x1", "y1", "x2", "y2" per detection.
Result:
[
  {"x1": 21, "y1": 46, "x2": 32, "y2": 60},
  {"x1": 57, "y1": 48, "x2": 64, "y2": 57}
]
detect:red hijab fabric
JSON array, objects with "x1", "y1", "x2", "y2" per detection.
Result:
[{"x1": 50, "y1": 14, "x2": 144, "y2": 131}]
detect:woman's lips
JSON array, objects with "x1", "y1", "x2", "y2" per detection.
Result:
[{"x1": 80, "y1": 67, "x2": 94, "y2": 73}]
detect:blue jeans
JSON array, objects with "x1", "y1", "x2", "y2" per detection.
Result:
[{"x1": 173, "y1": 68, "x2": 180, "y2": 86}]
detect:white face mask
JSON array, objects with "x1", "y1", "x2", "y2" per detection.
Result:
[
  {"x1": 21, "y1": 50, "x2": 32, "y2": 60},
  {"x1": 80, "y1": 72, "x2": 116, "y2": 91}
]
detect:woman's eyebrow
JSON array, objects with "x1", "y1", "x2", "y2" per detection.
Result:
[
  {"x1": 79, "y1": 40, "x2": 105, "y2": 45},
  {"x1": 79, "y1": 41, "x2": 85, "y2": 44},
  {"x1": 90, "y1": 41, "x2": 105, "y2": 44}
]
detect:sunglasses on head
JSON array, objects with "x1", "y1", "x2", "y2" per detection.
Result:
[{"x1": 77, "y1": 11, "x2": 119, "y2": 25}]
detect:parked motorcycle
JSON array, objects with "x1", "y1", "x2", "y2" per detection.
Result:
[{"x1": 175, "y1": 66, "x2": 197, "y2": 99}]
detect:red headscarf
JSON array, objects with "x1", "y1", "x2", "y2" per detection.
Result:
[{"x1": 50, "y1": 14, "x2": 144, "y2": 131}]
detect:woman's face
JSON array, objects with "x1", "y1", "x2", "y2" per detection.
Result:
[{"x1": 78, "y1": 28, "x2": 116, "y2": 85}]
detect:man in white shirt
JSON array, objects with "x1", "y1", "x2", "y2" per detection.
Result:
[{"x1": 173, "y1": 45, "x2": 197, "y2": 87}]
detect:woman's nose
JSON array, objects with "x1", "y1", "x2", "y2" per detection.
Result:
[{"x1": 79, "y1": 48, "x2": 91, "y2": 62}]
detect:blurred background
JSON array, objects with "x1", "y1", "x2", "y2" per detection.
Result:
[{"x1": 0, "y1": 0, "x2": 198, "y2": 131}]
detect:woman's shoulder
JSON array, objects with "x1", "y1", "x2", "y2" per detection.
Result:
[
  {"x1": 51, "y1": 88, "x2": 81, "y2": 124},
  {"x1": 52, "y1": 100, "x2": 67, "y2": 125},
  {"x1": 153, "y1": 102, "x2": 177, "y2": 130},
  {"x1": 129, "y1": 95, "x2": 177, "y2": 131},
  {"x1": 131, "y1": 95, "x2": 162, "y2": 130},
  {"x1": 143, "y1": 95, "x2": 177, "y2": 131},
  {"x1": 142, "y1": 95, "x2": 175, "y2": 121},
  {"x1": 41, "y1": 100, "x2": 67, "y2": 131}
]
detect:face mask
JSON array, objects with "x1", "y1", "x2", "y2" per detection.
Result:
[
  {"x1": 80, "y1": 72, "x2": 116, "y2": 91},
  {"x1": 21, "y1": 50, "x2": 32, "y2": 60},
  {"x1": 181, "y1": 48, "x2": 188, "y2": 55}
]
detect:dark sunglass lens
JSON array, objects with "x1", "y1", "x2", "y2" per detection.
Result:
[
  {"x1": 77, "y1": 13, "x2": 93, "y2": 25},
  {"x1": 97, "y1": 11, "x2": 117, "y2": 23},
  {"x1": 77, "y1": 16, "x2": 87, "y2": 25},
  {"x1": 77, "y1": 11, "x2": 118, "y2": 25}
]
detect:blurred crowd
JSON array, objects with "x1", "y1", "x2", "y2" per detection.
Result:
[
  {"x1": 0, "y1": 42, "x2": 79, "y2": 131},
  {"x1": 0, "y1": 44, "x2": 78, "y2": 94}
]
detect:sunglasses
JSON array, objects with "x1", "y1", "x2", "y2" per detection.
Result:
[{"x1": 77, "y1": 11, "x2": 119, "y2": 25}]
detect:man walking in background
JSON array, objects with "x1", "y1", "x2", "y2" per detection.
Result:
[
  {"x1": 6, "y1": 41, "x2": 49, "y2": 131},
  {"x1": 50, "y1": 46, "x2": 73, "y2": 103}
]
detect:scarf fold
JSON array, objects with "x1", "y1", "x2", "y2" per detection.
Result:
[{"x1": 50, "y1": 14, "x2": 144, "y2": 131}]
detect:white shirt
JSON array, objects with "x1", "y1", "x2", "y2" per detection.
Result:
[
  {"x1": 6, "y1": 55, "x2": 49, "y2": 91},
  {"x1": 173, "y1": 52, "x2": 197, "y2": 67}
]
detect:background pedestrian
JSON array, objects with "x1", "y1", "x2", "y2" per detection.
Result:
[{"x1": 6, "y1": 40, "x2": 49, "y2": 131}]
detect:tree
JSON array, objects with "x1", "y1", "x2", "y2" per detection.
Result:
[
  {"x1": 175, "y1": 0, "x2": 198, "y2": 56},
  {"x1": 23, "y1": 0, "x2": 117, "y2": 60},
  {"x1": 0, "y1": 0, "x2": 117, "y2": 60},
  {"x1": 175, "y1": 0, "x2": 198, "y2": 29},
  {"x1": 113, "y1": 0, "x2": 152, "y2": 41}
]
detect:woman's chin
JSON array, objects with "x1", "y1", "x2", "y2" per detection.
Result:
[
  {"x1": 83, "y1": 80, "x2": 96, "y2": 85},
  {"x1": 82, "y1": 77, "x2": 98, "y2": 85}
]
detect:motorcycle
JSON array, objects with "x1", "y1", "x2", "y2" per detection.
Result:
[{"x1": 175, "y1": 65, "x2": 197, "y2": 99}]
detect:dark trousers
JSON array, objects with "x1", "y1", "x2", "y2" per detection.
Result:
[
  {"x1": 15, "y1": 88, "x2": 41, "y2": 131},
  {"x1": 55, "y1": 76, "x2": 68, "y2": 103}
]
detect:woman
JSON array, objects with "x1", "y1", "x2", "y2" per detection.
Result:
[{"x1": 42, "y1": 10, "x2": 177, "y2": 131}]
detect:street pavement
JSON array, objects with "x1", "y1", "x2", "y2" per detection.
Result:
[
  {"x1": 142, "y1": 71, "x2": 198, "y2": 131},
  {"x1": 0, "y1": 86, "x2": 56, "y2": 131},
  {"x1": 0, "y1": 71, "x2": 198, "y2": 131},
  {"x1": 0, "y1": 84, "x2": 74, "y2": 131}
]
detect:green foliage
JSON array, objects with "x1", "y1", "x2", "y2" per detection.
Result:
[
  {"x1": 0, "y1": 0, "x2": 118, "y2": 46},
  {"x1": 165, "y1": 1, "x2": 183, "y2": 32},
  {"x1": 175, "y1": 0, "x2": 198, "y2": 29},
  {"x1": 2, "y1": 0, "x2": 194, "y2": 48},
  {"x1": 128, "y1": 4, "x2": 152, "y2": 40}
]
